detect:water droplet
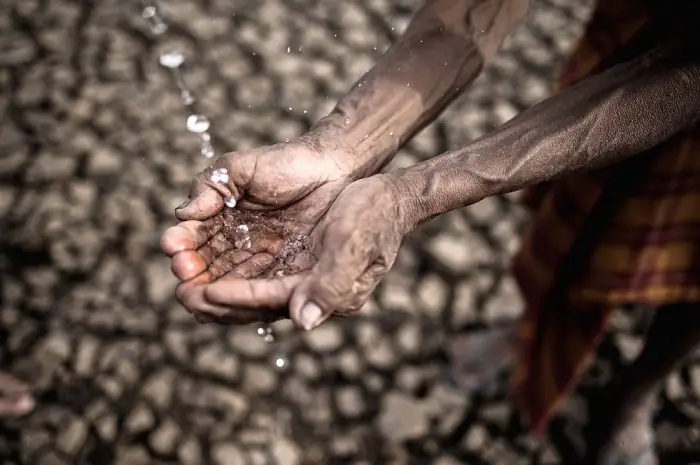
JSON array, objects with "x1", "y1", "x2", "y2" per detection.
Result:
[
  {"x1": 285, "y1": 138, "x2": 290, "y2": 143},
  {"x1": 142, "y1": 6, "x2": 156, "y2": 18},
  {"x1": 186, "y1": 114, "x2": 211, "y2": 133},
  {"x1": 257, "y1": 325, "x2": 275, "y2": 343},
  {"x1": 159, "y1": 49, "x2": 185, "y2": 68},
  {"x1": 200, "y1": 143, "x2": 215, "y2": 158},
  {"x1": 237, "y1": 224, "x2": 249, "y2": 233},
  {"x1": 152, "y1": 23, "x2": 167, "y2": 35},
  {"x1": 389, "y1": 132, "x2": 394, "y2": 136},
  {"x1": 444, "y1": 62, "x2": 448, "y2": 67},
  {"x1": 286, "y1": 46, "x2": 291, "y2": 53},
  {"x1": 364, "y1": 133, "x2": 368, "y2": 138},
  {"x1": 302, "y1": 109, "x2": 307, "y2": 114},
  {"x1": 344, "y1": 118, "x2": 350, "y2": 125},
  {"x1": 405, "y1": 83, "x2": 411, "y2": 87},
  {"x1": 274, "y1": 355, "x2": 289, "y2": 371},
  {"x1": 275, "y1": 270, "x2": 286, "y2": 278},
  {"x1": 200, "y1": 132, "x2": 211, "y2": 142},
  {"x1": 298, "y1": 46, "x2": 303, "y2": 52},
  {"x1": 224, "y1": 196, "x2": 237, "y2": 208},
  {"x1": 181, "y1": 90, "x2": 195, "y2": 105},
  {"x1": 211, "y1": 168, "x2": 229, "y2": 184},
  {"x1": 288, "y1": 107, "x2": 293, "y2": 111},
  {"x1": 391, "y1": 27, "x2": 395, "y2": 31}
]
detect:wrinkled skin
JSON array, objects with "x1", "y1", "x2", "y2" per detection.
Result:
[
  {"x1": 163, "y1": 154, "x2": 408, "y2": 329},
  {"x1": 161, "y1": 138, "x2": 352, "y2": 324},
  {"x1": 161, "y1": 132, "x2": 409, "y2": 328}
]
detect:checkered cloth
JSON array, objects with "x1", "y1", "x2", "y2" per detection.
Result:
[{"x1": 510, "y1": 0, "x2": 700, "y2": 434}]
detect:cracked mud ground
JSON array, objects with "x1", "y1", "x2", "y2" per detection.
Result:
[{"x1": 2, "y1": 1, "x2": 700, "y2": 464}]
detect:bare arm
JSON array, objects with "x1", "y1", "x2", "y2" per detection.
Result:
[
  {"x1": 309, "y1": 0, "x2": 532, "y2": 179},
  {"x1": 389, "y1": 44, "x2": 700, "y2": 227}
]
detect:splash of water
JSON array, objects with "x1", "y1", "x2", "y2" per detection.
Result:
[{"x1": 144, "y1": 3, "x2": 286, "y2": 376}]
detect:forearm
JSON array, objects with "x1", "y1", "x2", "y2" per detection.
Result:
[
  {"x1": 392, "y1": 46, "x2": 700, "y2": 227},
  {"x1": 310, "y1": 0, "x2": 531, "y2": 180}
]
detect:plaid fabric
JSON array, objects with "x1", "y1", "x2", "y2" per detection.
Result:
[{"x1": 510, "y1": 0, "x2": 700, "y2": 435}]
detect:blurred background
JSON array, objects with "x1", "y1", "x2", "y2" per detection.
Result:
[{"x1": 1, "y1": 0, "x2": 700, "y2": 464}]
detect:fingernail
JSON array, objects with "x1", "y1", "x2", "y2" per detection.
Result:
[
  {"x1": 299, "y1": 302, "x2": 325, "y2": 331},
  {"x1": 176, "y1": 199, "x2": 191, "y2": 210}
]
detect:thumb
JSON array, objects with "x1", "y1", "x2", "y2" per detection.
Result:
[
  {"x1": 289, "y1": 229, "x2": 372, "y2": 330},
  {"x1": 175, "y1": 153, "x2": 254, "y2": 221}
]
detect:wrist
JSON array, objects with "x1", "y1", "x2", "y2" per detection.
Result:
[
  {"x1": 307, "y1": 111, "x2": 399, "y2": 181},
  {"x1": 384, "y1": 156, "x2": 490, "y2": 230}
]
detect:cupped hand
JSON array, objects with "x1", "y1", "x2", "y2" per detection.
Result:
[
  {"x1": 180, "y1": 174, "x2": 415, "y2": 330},
  {"x1": 160, "y1": 135, "x2": 358, "y2": 324}
]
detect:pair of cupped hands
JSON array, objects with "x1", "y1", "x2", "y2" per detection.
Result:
[{"x1": 161, "y1": 133, "x2": 413, "y2": 331}]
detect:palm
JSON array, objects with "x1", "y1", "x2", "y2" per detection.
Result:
[{"x1": 178, "y1": 142, "x2": 352, "y2": 282}]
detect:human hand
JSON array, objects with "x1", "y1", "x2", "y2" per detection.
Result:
[
  {"x1": 160, "y1": 134, "x2": 359, "y2": 324},
  {"x1": 180, "y1": 174, "x2": 415, "y2": 330}
]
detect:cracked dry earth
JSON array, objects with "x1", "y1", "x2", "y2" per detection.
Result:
[{"x1": 1, "y1": 0, "x2": 700, "y2": 464}]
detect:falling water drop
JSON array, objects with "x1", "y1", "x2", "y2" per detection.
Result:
[
  {"x1": 257, "y1": 325, "x2": 275, "y2": 343},
  {"x1": 186, "y1": 114, "x2": 211, "y2": 133},
  {"x1": 159, "y1": 49, "x2": 185, "y2": 68},
  {"x1": 151, "y1": 23, "x2": 167, "y2": 35},
  {"x1": 142, "y1": 3, "x2": 292, "y2": 379},
  {"x1": 142, "y1": 4, "x2": 167, "y2": 35},
  {"x1": 274, "y1": 354, "x2": 289, "y2": 371},
  {"x1": 200, "y1": 140, "x2": 215, "y2": 158},
  {"x1": 180, "y1": 90, "x2": 195, "y2": 105}
]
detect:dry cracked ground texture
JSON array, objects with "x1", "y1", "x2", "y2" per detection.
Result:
[{"x1": 1, "y1": 0, "x2": 700, "y2": 464}]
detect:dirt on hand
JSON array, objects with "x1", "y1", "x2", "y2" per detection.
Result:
[{"x1": 215, "y1": 209, "x2": 317, "y2": 279}]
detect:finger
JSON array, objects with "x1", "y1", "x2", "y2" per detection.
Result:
[
  {"x1": 230, "y1": 253, "x2": 276, "y2": 279},
  {"x1": 290, "y1": 230, "x2": 372, "y2": 331},
  {"x1": 176, "y1": 175, "x2": 224, "y2": 221},
  {"x1": 209, "y1": 250, "x2": 253, "y2": 279},
  {"x1": 180, "y1": 280, "x2": 275, "y2": 325},
  {"x1": 176, "y1": 271, "x2": 214, "y2": 307},
  {"x1": 196, "y1": 232, "x2": 235, "y2": 266},
  {"x1": 171, "y1": 250, "x2": 208, "y2": 281},
  {"x1": 205, "y1": 272, "x2": 307, "y2": 310},
  {"x1": 0, "y1": 393, "x2": 35, "y2": 416},
  {"x1": 161, "y1": 218, "x2": 223, "y2": 256},
  {"x1": 176, "y1": 153, "x2": 256, "y2": 221},
  {"x1": 247, "y1": 233, "x2": 284, "y2": 255},
  {"x1": 208, "y1": 232, "x2": 234, "y2": 256}
]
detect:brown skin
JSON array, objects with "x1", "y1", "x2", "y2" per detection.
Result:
[
  {"x1": 163, "y1": 0, "x2": 700, "y2": 330},
  {"x1": 163, "y1": 0, "x2": 533, "y2": 328}
]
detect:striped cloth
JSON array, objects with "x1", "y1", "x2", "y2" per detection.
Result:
[{"x1": 510, "y1": 0, "x2": 700, "y2": 435}]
